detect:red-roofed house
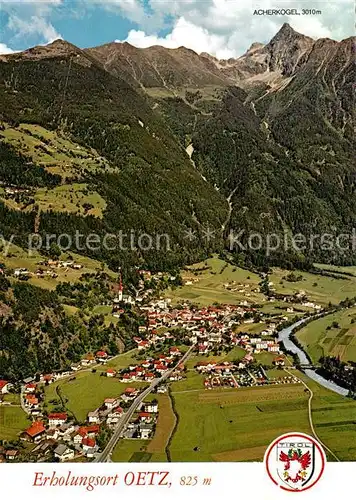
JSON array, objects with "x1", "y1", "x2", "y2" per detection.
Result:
[
  {"x1": 0, "y1": 380, "x2": 11, "y2": 394},
  {"x1": 82, "y1": 437, "x2": 96, "y2": 452},
  {"x1": 25, "y1": 394, "x2": 39, "y2": 407},
  {"x1": 86, "y1": 424, "x2": 100, "y2": 436},
  {"x1": 48, "y1": 413, "x2": 67, "y2": 427},
  {"x1": 273, "y1": 356, "x2": 285, "y2": 366},
  {"x1": 96, "y1": 350, "x2": 108, "y2": 361},
  {"x1": 144, "y1": 372, "x2": 155, "y2": 381},
  {"x1": 106, "y1": 369, "x2": 117, "y2": 377},
  {"x1": 104, "y1": 398, "x2": 118, "y2": 409},
  {"x1": 198, "y1": 344, "x2": 209, "y2": 354},
  {"x1": 43, "y1": 374, "x2": 53, "y2": 384},
  {"x1": 124, "y1": 387, "x2": 138, "y2": 399},
  {"x1": 155, "y1": 364, "x2": 168, "y2": 374},
  {"x1": 120, "y1": 373, "x2": 132, "y2": 382},
  {"x1": 138, "y1": 340, "x2": 149, "y2": 350},
  {"x1": 22, "y1": 421, "x2": 46, "y2": 442},
  {"x1": 138, "y1": 412, "x2": 151, "y2": 422},
  {"x1": 107, "y1": 406, "x2": 123, "y2": 424},
  {"x1": 25, "y1": 383, "x2": 37, "y2": 393}
]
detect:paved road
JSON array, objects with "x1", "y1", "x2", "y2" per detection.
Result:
[{"x1": 94, "y1": 343, "x2": 196, "y2": 463}]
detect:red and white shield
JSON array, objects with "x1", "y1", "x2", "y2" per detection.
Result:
[{"x1": 265, "y1": 433, "x2": 326, "y2": 492}]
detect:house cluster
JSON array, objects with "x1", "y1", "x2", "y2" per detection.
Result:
[
  {"x1": 114, "y1": 346, "x2": 183, "y2": 383},
  {"x1": 196, "y1": 356, "x2": 298, "y2": 389},
  {"x1": 86, "y1": 391, "x2": 126, "y2": 430},
  {"x1": 231, "y1": 331, "x2": 281, "y2": 355},
  {"x1": 143, "y1": 303, "x2": 244, "y2": 332},
  {"x1": 122, "y1": 399, "x2": 159, "y2": 439},
  {"x1": 39, "y1": 259, "x2": 83, "y2": 270},
  {"x1": 71, "y1": 350, "x2": 111, "y2": 371},
  {"x1": 134, "y1": 302, "x2": 258, "y2": 355},
  {"x1": 23, "y1": 381, "x2": 43, "y2": 415},
  {"x1": 13, "y1": 260, "x2": 83, "y2": 281},
  {"x1": 223, "y1": 280, "x2": 260, "y2": 296},
  {"x1": 4, "y1": 186, "x2": 30, "y2": 195},
  {"x1": 15, "y1": 384, "x2": 154, "y2": 462},
  {"x1": 279, "y1": 291, "x2": 322, "y2": 310},
  {"x1": 17, "y1": 413, "x2": 102, "y2": 461}
]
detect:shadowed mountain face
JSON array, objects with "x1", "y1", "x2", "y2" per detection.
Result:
[{"x1": 0, "y1": 24, "x2": 355, "y2": 267}]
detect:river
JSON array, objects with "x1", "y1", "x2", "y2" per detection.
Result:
[{"x1": 278, "y1": 318, "x2": 349, "y2": 396}]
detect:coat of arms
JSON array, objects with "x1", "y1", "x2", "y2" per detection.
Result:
[{"x1": 265, "y1": 433, "x2": 326, "y2": 492}]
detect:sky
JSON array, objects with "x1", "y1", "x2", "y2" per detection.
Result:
[{"x1": 0, "y1": 1, "x2": 354, "y2": 58}]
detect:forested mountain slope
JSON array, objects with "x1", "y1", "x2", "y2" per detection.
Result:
[{"x1": 0, "y1": 40, "x2": 228, "y2": 271}]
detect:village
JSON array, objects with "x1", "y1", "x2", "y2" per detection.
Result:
[
  {"x1": 0, "y1": 289, "x2": 300, "y2": 463},
  {"x1": 0, "y1": 263, "x2": 328, "y2": 463}
]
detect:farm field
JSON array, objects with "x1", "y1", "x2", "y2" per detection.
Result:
[
  {"x1": 1, "y1": 241, "x2": 115, "y2": 291},
  {"x1": 234, "y1": 322, "x2": 269, "y2": 335},
  {"x1": 165, "y1": 257, "x2": 356, "y2": 310},
  {"x1": 269, "y1": 268, "x2": 356, "y2": 306},
  {"x1": 297, "y1": 372, "x2": 356, "y2": 461},
  {"x1": 34, "y1": 183, "x2": 106, "y2": 218},
  {"x1": 165, "y1": 257, "x2": 265, "y2": 306},
  {"x1": 168, "y1": 383, "x2": 311, "y2": 462},
  {"x1": 111, "y1": 440, "x2": 150, "y2": 462},
  {"x1": 296, "y1": 307, "x2": 356, "y2": 363},
  {"x1": 103, "y1": 349, "x2": 141, "y2": 371},
  {"x1": 260, "y1": 301, "x2": 309, "y2": 315},
  {"x1": 146, "y1": 393, "x2": 176, "y2": 461},
  {"x1": 315, "y1": 264, "x2": 356, "y2": 277},
  {"x1": 0, "y1": 406, "x2": 29, "y2": 440},
  {"x1": 171, "y1": 371, "x2": 206, "y2": 392},
  {"x1": 44, "y1": 371, "x2": 147, "y2": 422},
  {"x1": 1, "y1": 393, "x2": 20, "y2": 404},
  {"x1": 0, "y1": 122, "x2": 111, "y2": 178},
  {"x1": 167, "y1": 368, "x2": 356, "y2": 462}
]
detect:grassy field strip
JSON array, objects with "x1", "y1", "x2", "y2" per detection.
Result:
[
  {"x1": 284, "y1": 368, "x2": 339, "y2": 462},
  {"x1": 146, "y1": 393, "x2": 176, "y2": 461},
  {"x1": 112, "y1": 440, "x2": 150, "y2": 462},
  {"x1": 296, "y1": 307, "x2": 356, "y2": 363},
  {"x1": 0, "y1": 406, "x2": 29, "y2": 441},
  {"x1": 212, "y1": 445, "x2": 267, "y2": 462}
]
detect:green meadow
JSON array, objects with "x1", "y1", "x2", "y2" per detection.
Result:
[
  {"x1": 167, "y1": 373, "x2": 356, "y2": 462},
  {"x1": 298, "y1": 373, "x2": 356, "y2": 461},
  {"x1": 269, "y1": 268, "x2": 356, "y2": 306},
  {"x1": 166, "y1": 257, "x2": 264, "y2": 306},
  {"x1": 44, "y1": 371, "x2": 147, "y2": 422},
  {"x1": 296, "y1": 306, "x2": 356, "y2": 363},
  {"x1": 0, "y1": 406, "x2": 29, "y2": 441},
  {"x1": 168, "y1": 383, "x2": 310, "y2": 462}
]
